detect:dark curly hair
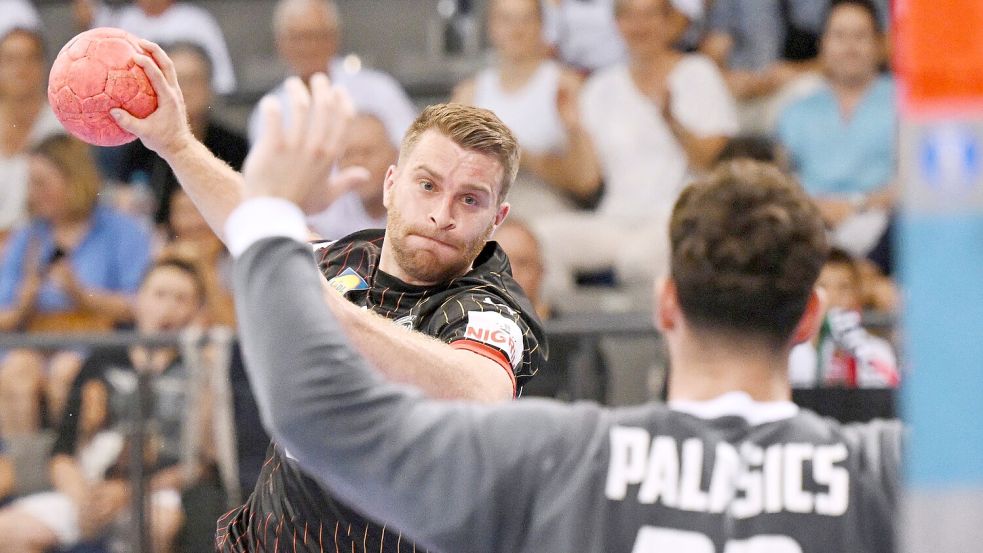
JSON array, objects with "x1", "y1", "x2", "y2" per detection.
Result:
[{"x1": 669, "y1": 160, "x2": 829, "y2": 345}]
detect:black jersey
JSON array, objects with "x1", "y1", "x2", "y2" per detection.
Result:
[{"x1": 217, "y1": 229, "x2": 547, "y2": 552}]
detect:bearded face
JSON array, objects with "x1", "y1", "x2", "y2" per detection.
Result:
[{"x1": 386, "y1": 199, "x2": 495, "y2": 284}]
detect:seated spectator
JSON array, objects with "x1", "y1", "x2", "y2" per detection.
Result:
[
  {"x1": 0, "y1": 28, "x2": 64, "y2": 250},
  {"x1": 701, "y1": 0, "x2": 836, "y2": 133},
  {"x1": 452, "y1": 0, "x2": 601, "y2": 221},
  {"x1": 250, "y1": 0, "x2": 416, "y2": 146},
  {"x1": 0, "y1": 258, "x2": 210, "y2": 553},
  {"x1": 158, "y1": 189, "x2": 235, "y2": 328},
  {"x1": 305, "y1": 112, "x2": 394, "y2": 240},
  {"x1": 535, "y1": 0, "x2": 737, "y2": 297},
  {"x1": 494, "y1": 218, "x2": 607, "y2": 401},
  {"x1": 73, "y1": 0, "x2": 237, "y2": 94},
  {"x1": 777, "y1": 0, "x2": 895, "y2": 265},
  {"x1": 112, "y1": 42, "x2": 248, "y2": 227},
  {"x1": 0, "y1": 0, "x2": 41, "y2": 43},
  {"x1": 541, "y1": 0, "x2": 626, "y2": 73},
  {"x1": 790, "y1": 248, "x2": 899, "y2": 389},
  {"x1": 0, "y1": 135, "x2": 152, "y2": 437}
]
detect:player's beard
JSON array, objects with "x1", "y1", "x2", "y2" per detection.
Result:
[{"x1": 387, "y1": 203, "x2": 493, "y2": 284}]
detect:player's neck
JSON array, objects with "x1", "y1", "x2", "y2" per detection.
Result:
[{"x1": 666, "y1": 331, "x2": 792, "y2": 403}]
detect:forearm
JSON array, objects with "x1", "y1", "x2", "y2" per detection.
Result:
[
  {"x1": 523, "y1": 126, "x2": 602, "y2": 201},
  {"x1": 667, "y1": 119, "x2": 729, "y2": 171},
  {"x1": 160, "y1": 138, "x2": 245, "y2": 240},
  {"x1": 0, "y1": 308, "x2": 29, "y2": 332},
  {"x1": 325, "y1": 289, "x2": 513, "y2": 403},
  {"x1": 74, "y1": 290, "x2": 133, "y2": 323}
]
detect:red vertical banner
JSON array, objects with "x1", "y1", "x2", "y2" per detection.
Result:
[{"x1": 894, "y1": 0, "x2": 983, "y2": 117}]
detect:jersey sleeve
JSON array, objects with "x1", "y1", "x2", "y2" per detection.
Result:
[{"x1": 420, "y1": 290, "x2": 547, "y2": 394}]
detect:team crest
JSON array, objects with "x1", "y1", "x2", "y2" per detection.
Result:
[{"x1": 328, "y1": 267, "x2": 369, "y2": 295}]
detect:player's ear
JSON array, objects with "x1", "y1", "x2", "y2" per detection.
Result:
[
  {"x1": 382, "y1": 165, "x2": 396, "y2": 208},
  {"x1": 790, "y1": 287, "x2": 826, "y2": 345},
  {"x1": 493, "y1": 201, "x2": 510, "y2": 227},
  {"x1": 654, "y1": 277, "x2": 678, "y2": 332}
]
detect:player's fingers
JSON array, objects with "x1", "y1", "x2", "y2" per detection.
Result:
[
  {"x1": 255, "y1": 95, "x2": 284, "y2": 153},
  {"x1": 321, "y1": 87, "x2": 354, "y2": 162},
  {"x1": 109, "y1": 107, "x2": 141, "y2": 134},
  {"x1": 304, "y1": 73, "x2": 334, "y2": 150},
  {"x1": 132, "y1": 53, "x2": 174, "y2": 103},
  {"x1": 331, "y1": 165, "x2": 371, "y2": 194},
  {"x1": 282, "y1": 77, "x2": 311, "y2": 149},
  {"x1": 138, "y1": 39, "x2": 178, "y2": 88}
]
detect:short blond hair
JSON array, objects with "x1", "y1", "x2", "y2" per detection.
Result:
[
  {"x1": 31, "y1": 134, "x2": 102, "y2": 221},
  {"x1": 400, "y1": 103, "x2": 520, "y2": 202}
]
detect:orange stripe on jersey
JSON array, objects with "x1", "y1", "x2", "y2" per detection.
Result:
[{"x1": 451, "y1": 339, "x2": 518, "y2": 397}]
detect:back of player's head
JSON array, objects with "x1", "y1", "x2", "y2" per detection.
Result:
[
  {"x1": 400, "y1": 103, "x2": 520, "y2": 203},
  {"x1": 669, "y1": 160, "x2": 828, "y2": 345}
]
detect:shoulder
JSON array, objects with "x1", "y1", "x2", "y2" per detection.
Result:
[
  {"x1": 673, "y1": 54, "x2": 725, "y2": 81},
  {"x1": 93, "y1": 206, "x2": 147, "y2": 235},
  {"x1": 315, "y1": 228, "x2": 385, "y2": 277},
  {"x1": 169, "y1": 2, "x2": 221, "y2": 23}
]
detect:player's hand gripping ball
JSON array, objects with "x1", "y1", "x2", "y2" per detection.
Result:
[{"x1": 47, "y1": 28, "x2": 157, "y2": 147}]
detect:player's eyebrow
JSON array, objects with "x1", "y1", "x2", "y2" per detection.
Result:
[{"x1": 413, "y1": 164, "x2": 442, "y2": 182}]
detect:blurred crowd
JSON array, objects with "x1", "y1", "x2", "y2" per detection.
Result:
[{"x1": 0, "y1": 0, "x2": 901, "y2": 551}]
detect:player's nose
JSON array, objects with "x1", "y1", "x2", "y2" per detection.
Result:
[{"x1": 428, "y1": 198, "x2": 456, "y2": 230}]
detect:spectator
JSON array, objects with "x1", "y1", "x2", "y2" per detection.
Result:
[
  {"x1": 777, "y1": 0, "x2": 895, "y2": 263},
  {"x1": 0, "y1": 28, "x2": 63, "y2": 250},
  {"x1": 789, "y1": 248, "x2": 899, "y2": 390},
  {"x1": 250, "y1": 0, "x2": 417, "y2": 146},
  {"x1": 112, "y1": 42, "x2": 248, "y2": 227},
  {"x1": 158, "y1": 189, "x2": 235, "y2": 328},
  {"x1": 72, "y1": 0, "x2": 237, "y2": 95},
  {"x1": 0, "y1": 135, "x2": 152, "y2": 437},
  {"x1": 536, "y1": 0, "x2": 737, "y2": 296},
  {"x1": 700, "y1": 0, "x2": 832, "y2": 133},
  {"x1": 0, "y1": 0, "x2": 41, "y2": 41},
  {"x1": 452, "y1": 0, "x2": 601, "y2": 221},
  {"x1": 305, "y1": 112, "x2": 394, "y2": 240},
  {"x1": 540, "y1": 0, "x2": 626, "y2": 73},
  {"x1": 0, "y1": 258, "x2": 211, "y2": 553}
]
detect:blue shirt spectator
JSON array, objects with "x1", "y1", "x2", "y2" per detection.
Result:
[
  {"x1": 778, "y1": 75, "x2": 895, "y2": 196},
  {"x1": 0, "y1": 205, "x2": 152, "y2": 314}
]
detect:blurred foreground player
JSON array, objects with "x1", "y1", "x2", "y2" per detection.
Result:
[
  {"x1": 226, "y1": 78, "x2": 901, "y2": 553},
  {"x1": 108, "y1": 44, "x2": 546, "y2": 551}
]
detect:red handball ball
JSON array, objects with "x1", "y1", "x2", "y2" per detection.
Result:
[{"x1": 47, "y1": 28, "x2": 158, "y2": 147}]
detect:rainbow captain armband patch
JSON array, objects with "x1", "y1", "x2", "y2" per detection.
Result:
[
  {"x1": 463, "y1": 310, "x2": 524, "y2": 369},
  {"x1": 328, "y1": 267, "x2": 369, "y2": 295}
]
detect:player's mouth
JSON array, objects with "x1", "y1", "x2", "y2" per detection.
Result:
[{"x1": 412, "y1": 234, "x2": 457, "y2": 251}]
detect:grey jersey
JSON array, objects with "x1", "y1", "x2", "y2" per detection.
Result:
[{"x1": 234, "y1": 238, "x2": 902, "y2": 553}]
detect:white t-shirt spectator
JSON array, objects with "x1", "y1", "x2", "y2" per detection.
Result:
[
  {"x1": 249, "y1": 58, "x2": 417, "y2": 147},
  {"x1": 0, "y1": 0, "x2": 41, "y2": 38},
  {"x1": 95, "y1": 2, "x2": 237, "y2": 94},
  {"x1": 580, "y1": 55, "x2": 738, "y2": 219},
  {"x1": 306, "y1": 192, "x2": 386, "y2": 241},
  {"x1": 0, "y1": 108, "x2": 63, "y2": 233}
]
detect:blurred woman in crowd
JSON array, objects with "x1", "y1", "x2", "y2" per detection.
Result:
[
  {"x1": 452, "y1": 0, "x2": 600, "y2": 221},
  {"x1": 0, "y1": 28, "x2": 64, "y2": 250},
  {"x1": 0, "y1": 134, "x2": 152, "y2": 437}
]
